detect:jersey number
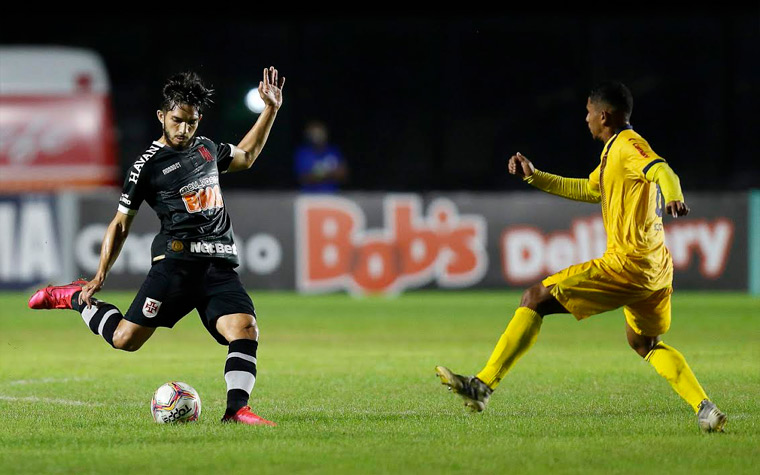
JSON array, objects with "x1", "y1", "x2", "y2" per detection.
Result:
[
  {"x1": 182, "y1": 185, "x2": 224, "y2": 213},
  {"x1": 655, "y1": 184, "x2": 663, "y2": 218}
]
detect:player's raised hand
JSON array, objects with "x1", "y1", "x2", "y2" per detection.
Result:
[
  {"x1": 78, "y1": 276, "x2": 104, "y2": 309},
  {"x1": 259, "y1": 66, "x2": 285, "y2": 110},
  {"x1": 508, "y1": 152, "x2": 535, "y2": 178},
  {"x1": 666, "y1": 200, "x2": 690, "y2": 218}
]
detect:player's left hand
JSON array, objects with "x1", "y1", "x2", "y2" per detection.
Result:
[
  {"x1": 666, "y1": 200, "x2": 690, "y2": 218},
  {"x1": 259, "y1": 66, "x2": 285, "y2": 110},
  {"x1": 79, "y1": 276, "x2": 104, "y2": 309}
]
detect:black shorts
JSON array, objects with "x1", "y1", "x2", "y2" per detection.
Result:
[{"x1": 124, "y1": 259, "x2": 255, "y2": 345}]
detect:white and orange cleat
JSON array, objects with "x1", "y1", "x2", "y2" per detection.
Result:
[
  {"x1": 221, "y1": 406, "x2": 276, "y2": 426},
  {"x1": 28, "y1": 280, "x2": 88, "y2": 310}
]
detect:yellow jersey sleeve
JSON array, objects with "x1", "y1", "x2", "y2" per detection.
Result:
[
  {"x1": 588, "y1": 164, "x2": 601, "y2": 193},
  {"x1": 620, "y1": 136, "x2": 684, "y2": 203},
  {"x1": 524, "y1": 169, "x2": 601, "y2": 203},
  {"x1": 646, "y1": 162, "x2": 684, "y2": 202}
]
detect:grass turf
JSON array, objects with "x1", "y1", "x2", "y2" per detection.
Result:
[{"x1": 0, "y1": 290, "x2": 758, "y2": 474}]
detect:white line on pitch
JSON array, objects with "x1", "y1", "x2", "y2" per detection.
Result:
[
  {"x1": 6, "y1": 377, "x2": 93, "y2": 386},
  {"x1": 0, "y1": 395, "x2": 104, "y2": 406}
]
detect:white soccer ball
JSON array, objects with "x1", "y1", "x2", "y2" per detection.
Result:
[{"x1": 150, "y1": 381, "x2": 202, "y2": 423}]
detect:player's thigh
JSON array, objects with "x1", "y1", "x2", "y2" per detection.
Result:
[
  {"x1": 123, "y1": 259, "x2": 200, "y2": 330},
  {"x1": 541, "y1": 258, "x2": 637, "y2": 320},
  {"x1": 624, "y1": 286, "x2": 672, "y2": 337},
  {"x1": 197, "y1": 262, "x2": 256, "y2": 345}
]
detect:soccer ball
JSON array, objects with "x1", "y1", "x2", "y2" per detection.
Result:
[{"x1": 150, "y1": 381, "x2": 202, "y2": 423}]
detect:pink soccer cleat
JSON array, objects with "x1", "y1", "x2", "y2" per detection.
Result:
[
  {"x1": 221, "y1": 406, "x2": 277, "y2": 426},
  {"x1": 28, "y1": 280, "x2": 88, "y2": 310}
]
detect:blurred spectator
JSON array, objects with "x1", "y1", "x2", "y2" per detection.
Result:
[{"x1": 294, "y1": 120, "x2": 349, "y2": 192}]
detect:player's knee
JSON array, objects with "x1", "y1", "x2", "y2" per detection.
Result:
[
  {"x1": 519, "y1": 286, "x2": 539, "y2": 309},
  {"x1": 217, "y1": 313, "x2": 258, "y2": 342},
  {"x1": 238, "y1": 320, "x2": 258, "y2": 341},
  {"x1": 111, "y1": 330, "x2": 144, "y2": 352},
  {"x1": 628, "y1": 334, "x2": 658, "y2": 358},
  {"x1": 519, "y1": 284, "x2": 549, "y2": 311}
]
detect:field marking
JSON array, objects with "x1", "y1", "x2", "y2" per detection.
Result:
[
  {"x1": 6, "y1": 377, "x2": 93, "y2": 386},
  {"x1": 0, "y1": 395, "x2": 103, "y2": 406}
]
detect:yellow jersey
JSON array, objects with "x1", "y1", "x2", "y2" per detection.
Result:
[
  {"x1": 527, "y1": 126, "x2": 683, "y2": 291},
  {"x1": 586, "y1": 126, "x2": 672, "y2": 289}
]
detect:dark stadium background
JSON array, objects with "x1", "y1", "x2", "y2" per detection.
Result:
[{"x1": 2, "y1": 13, "x2": 758, "y2": 191}]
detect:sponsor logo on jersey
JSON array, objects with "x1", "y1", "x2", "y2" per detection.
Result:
[
  {"x1": 162, "y1": 162, "x2": 181, "y2": 175},
  {"x1": 170, "y1": 240, "x2": 184, "y2": 252},
  {"x1": 128, "y1": 144, "x2": 161, "y2": 184},
  {"x1": 142, "y1": 298, "x2": 162, "y2": 318},
  {"x1": 198, "y1": 146, "x2": 213, "y2": 162},
  {"x1": 181, "y1": 185, "x2": 224, "y2": 213},
  {"x1": 630, "y1": 141, "x2": 650, "y2": 158},
  {"x1": 189, "y1": 241, "x2": 238, "y2": 256},
  {"x1": 179, "y1": 176, "x2": 223, "y2": 213},
  {"x1": 119, "y1": 193, "x2": 131, "y2": 206}
]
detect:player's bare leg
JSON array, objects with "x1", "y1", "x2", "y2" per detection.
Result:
[
  {"x1": 217, "y1": 313, "x2": 275, "y2": 426},
  {"x1": 436, "y1": 283, "x2": 567, "y2": 412},
  {"x1": 626, "y1": 322, "x2": 726, "y2": 432},
  {"x1": 29, "y1": 281, "x2": 149, "y2": 350},
  {"x1": 110, "y1": 320, "x2": 156, "y2": 352}
]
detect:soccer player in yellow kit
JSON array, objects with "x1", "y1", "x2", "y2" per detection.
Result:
[{"x1": 435, "y1": 81, "x2": 727, "y2": 432}]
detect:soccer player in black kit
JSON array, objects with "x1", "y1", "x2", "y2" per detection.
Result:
[{"x1": 28, "y1": 68, "x2": 285, "y2": 426}]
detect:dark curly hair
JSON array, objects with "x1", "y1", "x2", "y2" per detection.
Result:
[
  {"x1": 589, "y1": 81, "x2": 633, "y2": 122},
  {"x1": 160, "y1": 71, "x2": 214, "y2": 112}
]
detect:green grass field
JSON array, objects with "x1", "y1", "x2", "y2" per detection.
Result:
[{"x1": 1, "y1": 290, "x2": 758, "y2": 474}]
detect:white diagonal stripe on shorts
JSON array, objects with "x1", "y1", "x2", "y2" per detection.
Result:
[
  {"x1": 97, "y1": 309, "x2": 120, "y2": 336},
  {"x1": 224, "y1": 370, "x2": 256, "y2": 393},
  {"x1": 227, "y1": 352, "x2": 257, "y2": 365}
]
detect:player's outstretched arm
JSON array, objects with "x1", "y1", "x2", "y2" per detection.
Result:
[
  {"x1": 226, "y1": 66, "x2": 286, "y2": 173},
  {"x1": 79, "y1": 211, "x2": 135, "y2": 308},
  {"x1": 509, "y1": 153, "x2": 601, "y2": 203}
]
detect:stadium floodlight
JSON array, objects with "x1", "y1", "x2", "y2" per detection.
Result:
[{"x1": 245, "y1": 88, "x2": 265, "y2": 113}]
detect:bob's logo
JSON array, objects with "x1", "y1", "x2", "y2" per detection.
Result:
[{"x1": 296, "y1": 195, "x2": 488, "y2": 295}]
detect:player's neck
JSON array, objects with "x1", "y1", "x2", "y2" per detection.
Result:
[{"x1": 599, "y1": 125, "x2": 623, "y2": 143}]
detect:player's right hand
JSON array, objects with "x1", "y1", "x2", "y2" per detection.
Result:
[
  {"x1": 666, "y1": 200, "x2": 690, "y2": 218},
  {"x1": 79, "y1": 277, "x2": 104, "y2": 308},
  {"x1": 508, "y1": 152, "x2": 535, "y2": 178}
]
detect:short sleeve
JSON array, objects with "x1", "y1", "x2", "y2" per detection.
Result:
[
  {"x1": 118, "y1": 166, "x2": 148, "y2": 216},
  {"x1": 216, "y1": 142, "x2": 237, "y2": 173}
]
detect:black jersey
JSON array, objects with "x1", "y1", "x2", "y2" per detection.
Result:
[{"x1": 118, "y1": 136, "x2": 240, "y2": 266}]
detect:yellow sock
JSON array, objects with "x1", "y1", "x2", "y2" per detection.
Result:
[
  {"x1": 646, "y1": 341, "x2": 709, "y2": 412},
  {"x1": 476, "y1": 307, "x2": 543, "y2": 389}
]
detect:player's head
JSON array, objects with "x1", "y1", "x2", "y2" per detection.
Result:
[
  {"x1": 586, "y1": 81, "x2": 633, "y2": 141},
  {"x1": 304, "y1": 120, "x2": 328, "y2": 147},
  {"x1": 157, "y1": 72, "x2": 214, "y2": 149}
]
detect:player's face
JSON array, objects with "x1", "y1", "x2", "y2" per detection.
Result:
[
  {"x1": 158, "y1": 104, "x2": 201, "y2": 149},
  {"x1": 586, "y1": 98, "x2": 604, "y2": 141}
]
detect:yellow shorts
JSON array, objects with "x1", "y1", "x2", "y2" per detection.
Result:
[{"x1": 542, "y1": 257, "x2": 672, "y2": 336}]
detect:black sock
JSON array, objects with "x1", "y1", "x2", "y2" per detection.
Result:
[
  {"x1": 79, "y1": 300, "x2": 123, "y2": 347},
  {"x1": 71, "y1": 291, "x2": 83, "y2": 312},
  {"x1": 225, "y1": 339, "x2": 258, "y2": 415}
]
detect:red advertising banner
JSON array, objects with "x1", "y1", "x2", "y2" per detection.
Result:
[
  {"x1": 0, "y1": 47, "x2": 119, "y2": 192},
  {"x1": 0, "y1": 95, "x2": 118, "y2": 191}
]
